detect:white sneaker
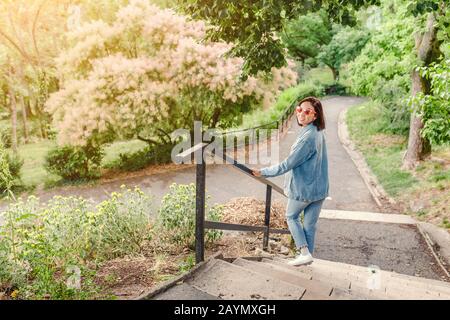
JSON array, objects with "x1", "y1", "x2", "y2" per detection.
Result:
[{"x1": 287, "y1": 253, "x2": 313, "y2": 266}]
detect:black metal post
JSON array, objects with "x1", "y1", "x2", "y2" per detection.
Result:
[
  {"x1": 195, "y1": 147, "x2": 206, "y2": 264},
  {"x1": 263, "y1": 185, "x2": 272, "y2": 250}
]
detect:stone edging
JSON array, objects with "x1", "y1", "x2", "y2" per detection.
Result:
[
  {"x1": 135, "y1": 251, "x2": 224, "y2": 300},
  {"x1": 337, "y1": 106, "x2": 450, "y2": 276},
  {"x1": 417, "y1": 222, "x2": 450, "y2": 277},
  {"x1": 337, "y1": 108, "x2": 397, "y2": 211}
]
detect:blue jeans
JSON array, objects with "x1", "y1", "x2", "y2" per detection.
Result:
[{"x1": 285, "y1": 197, "x2": 325, "y2": 254}]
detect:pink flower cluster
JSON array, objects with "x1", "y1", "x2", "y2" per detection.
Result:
[{"x1": 47, "y1": 0, "x2": 297, "y2": 146}]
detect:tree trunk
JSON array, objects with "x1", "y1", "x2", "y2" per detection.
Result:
[
  {"x1": 330, "y1": 67, "x2": 338, "y2": 81},
  {"x1": 8, "y1": 87, "x2": 18, "y2": 154},
  {"x1": 20, "y1": 95, "x2": 29, "y2": 144},
  {"x1": 402, "y1": 13, "x2": 436, "y2": 170}
]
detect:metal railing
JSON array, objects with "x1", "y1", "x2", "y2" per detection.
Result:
[
  {"x1": 177, "y1": 143, "x2": 290, "y2": 264},
  {"x1": 175, "y1": 96, "x2": 302, "y2": 264},
  {"x1": 213, "y1": 96, "x2": 299, "y2": 150}
]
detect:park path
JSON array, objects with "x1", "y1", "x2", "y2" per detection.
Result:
[
  {"x1": 1, "y1": 96, "x2": 379, "y2": 215},
  {"x1": 3, "y1": 96, "x2": 449, "y2": 281}
]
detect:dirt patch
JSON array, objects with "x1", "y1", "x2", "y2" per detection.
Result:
[
  {"x1": 95, "y1": 256, "x2": 155, "y2": 299},
  {"x1": 395, "y1": 153, "x2": 450, "y2": 231},
  {"x1": 220, "y1": 197, "x2": 288, "y2": 229},
  {"x1": 95, "y1": 249, "x2": 192, "y2": 300},
  {"x1": 369, "y1": 134, "x2": 406, "y2": 148},
  {"x1": 91, "y1": 197, "x2": 294, "y2": 300},
  {"x1": 399, "y1": 185, "x2": 450, "y2": 229}
]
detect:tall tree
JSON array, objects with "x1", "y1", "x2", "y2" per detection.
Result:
[
  {"x1": 317, "y1": 25, "x2": 370, "y2": 80},
  {"x1": 181, "y1": 0, "x2": 447, "y2": 168},
  {"x1": 179, "y1": 0, "x2": 380, "y2": 75},
  {"x1": 403, "y1": 0, "x2": 448, "y2": 169},
  {"x1": 281, "y1": 11, "x2": 333, "y2": 66}
]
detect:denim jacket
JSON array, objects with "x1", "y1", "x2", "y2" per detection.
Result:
[{"x1": 260, "y1": 123, "x2": 329, "y2": 202}]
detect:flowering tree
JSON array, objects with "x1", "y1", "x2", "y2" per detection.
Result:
[{"x1": 46, "y1": 0, "x2": 297, "y2": 147}]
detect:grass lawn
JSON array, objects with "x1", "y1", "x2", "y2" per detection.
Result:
[
  {"x1": 300, "y1": 66, "x2": 335, "y2": 85},
  {"x1": 346, "y1": 101, "x2": 450, "y2": 230}
]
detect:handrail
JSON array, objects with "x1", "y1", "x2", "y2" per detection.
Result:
[
  {"x1": 214, "y1": 95, "x2": 299, "y2": 136},
  {"x1": 176, "y1": 142, "x2": 289, "y2": 264},
  {"x1": 176, "y1": 142, "x2": 286, "y2": 197},
  {"x1": 206, "y1": 147, "x2": 286, "y2": 197}
]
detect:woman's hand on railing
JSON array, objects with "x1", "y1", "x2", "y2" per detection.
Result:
[{"x1": 251, "y1": 169, "x2": 262, "y2": 177}]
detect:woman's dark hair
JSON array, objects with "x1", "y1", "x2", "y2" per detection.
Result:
[{"x1": 297, "y1": 96, "x2": 326, "y2": 131}]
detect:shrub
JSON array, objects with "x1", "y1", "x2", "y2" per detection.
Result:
[
  {"x1": 105, "y1": 143, "x2": 175, "y2": 172},
  {"x1": 44, "y1": 144, "x2": 104, "y2": 181},
  {"x1": 0, "y1": 186, "x2": 152, "y2": 299},
  {"x1": 236, "y1": 81, "x2": 325, "y2": 130},
  {"x1": 324, "y1": 82, "x2": 348, "y2": 96},
  {"x1": 410, "y1": 59, "x2": 450, "y2": 146},
  {"x1": 342, "y1": 2, "x2": 416, "y2": 136},
  {"x1": 0, "y1": 125, "x2": 11, "y2": 148},
  {"x1": 156, "y1": 183, "x2": 223, "y2": 249},
  {"x1": 0, "y1": 144, "x2": 23, "y2": 194}
]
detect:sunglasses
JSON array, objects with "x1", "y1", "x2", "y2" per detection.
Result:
[{"x1": 296, "y1": 106, "x2": 316, "y2": 116}]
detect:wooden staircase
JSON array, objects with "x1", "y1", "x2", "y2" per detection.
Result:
[{"x1": 150, "y1": 256, "x2": 450, "y2": 300}]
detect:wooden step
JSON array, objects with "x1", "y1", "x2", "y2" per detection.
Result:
[
  {"x1": 304, "y1": 258, "x2": 450, "y2": 298},
  {"x1": 273, "y1": 257, "x2": 450, "y2": 299},
  {"x1": 187, "y1": 259, "x2": 306, "y2": 300},
  {"x1": 264, "y1": 258, "x2": 352, "y2": 290},
  {"x1": 263, "y1": 258, "x2": 387, "y2": 299},
  {"x1": 153, "y1": 283, "x2": 222, "y2": 300},
  {"x1": 232, "y1": 258, "x2": 333, "y2": 300}
]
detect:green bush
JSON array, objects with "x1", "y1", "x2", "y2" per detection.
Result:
[
  {"x1": 410, "y1": 59, "x2": 450, "y2": 146},
  {"x1": 0, "y1": 125, "x2": 12, "y2": 148},
  {"x1": 342, "y1": 2, "x2": 416, "y2": 136},
  {"x1": 105, "y1": 142, "x2": 175, "y2": 172},
  {"x1": 324, "y1": 82, "x2": 348, "y2": 96},
  {"x1": 156, "y1": 183, "x2": 223, "y2": 249},
  {"x1": 236, "y1": 81, "x2": 325, "y2": 130},
  {"x1": 0, "y1": 145, "x2": 23, "y2": 194},
  {"x1": 44, "y1": 144, "x2": 104, "y2": 181},
  {"x1": 0, "y1": 186, "x2": 152, "y2": 299}
]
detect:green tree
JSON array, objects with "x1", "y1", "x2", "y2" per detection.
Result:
[
  {"x1": 281, "y1": 11, "x2": 333, "y2": 66},
  {"x1": 180, "y1": 0, "x2": 448, "y2": 168},
  {"x1": 179, "y1": 0, "x2": 380, "y2": 75},
  {"x1": 410, "y1": 59, "x2": 450, "y2": 146},
  {"x1": 402, "y1": 0, "x2": 448, "y2": 169},
  {"x1": 317, "y1": 25, "x2": 370, "y2": 80},
  {"x1": 343, "y1": 3, "x2": 417, "y2": 134}
]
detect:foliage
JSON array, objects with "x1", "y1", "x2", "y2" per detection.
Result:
[
  {"x1": 282, "y1": 11, "x2": 333, "y2": 64},
  {"x1": 0, "y1": 186, "x2": 152, "y2": 299},
  {"x1": 156, "y1": 183, "x2": 223, "y2": 249},
  {"x1": 0, "y1": 124, "x2": 12, "y2": 148},
  {"x1": 346, "y1": 101, "x2": 417, "y2": 196},
  {"x1": 236, "y1": 76, "x2": 327, "y2": 130},
  {"x1": 105, "y1": 142, "x2": 175, "y2": 172},
  {"x1": 343, "y1": 1, "x2": 418, "y2": 135},
  {"x1": 178, "y1": 253, "x2": 196, "y2": 274},
  {"x1": 180, "y1": 0, "x2": 380, "y2": 75},
  {"x1": 409, "y1": 59, "x2": 450, "y2": 145},
  {"x1": 317, "y1": 24, "x2": 371, "y2": 78},
  {"x1": 46, "y1": 0, "x2": 297, "y2": 147},
  {"x1": 0, "y1": 143, "x2": 23, "y2": 194},
  {"x1": 324, "y1": 82, "x2": 348, "y2": 95},
  {"x1": 44, "y1": 144, "x2": 104, "y2": 181}
]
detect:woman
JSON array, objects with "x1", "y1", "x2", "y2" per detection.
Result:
[{"x1": 252, "y1": 96, "x2": 329, "y2": 266}]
